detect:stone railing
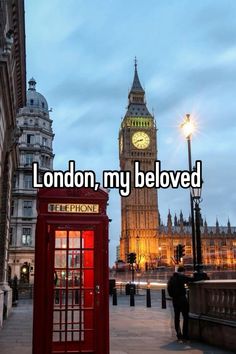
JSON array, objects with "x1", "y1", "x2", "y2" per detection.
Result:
[{"x1": 189, "y1": 280, "x2": 236, "y2": 351}]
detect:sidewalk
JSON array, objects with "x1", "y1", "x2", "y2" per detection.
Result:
[
  {"x1": 0, "y1": 297, "x2": 233, "y2": 354},
  {"x1": 0, "y1": 300, "x2": 32, "y2": 354}
]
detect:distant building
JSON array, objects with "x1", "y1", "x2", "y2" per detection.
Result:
[
  {"x1": 116, "y1": 245, "x2": 120, "y2": 261},
  {"x1": 9, "y1": 78, "x2": 54, "y2": 284},
  {"x1": 158, "y1": 211, "x2": 236, "y2": 269},
  {"x1": 0, "y1": 0, "x2": 26, "y2": 325}
]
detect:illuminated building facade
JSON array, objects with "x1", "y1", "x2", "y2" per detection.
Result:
[
  {"x1": 158, "y1": 211, "x2": 236, "y2": 268},
  {"x1": 119, "y1": 62, "x2": 159, "y2": 268}
]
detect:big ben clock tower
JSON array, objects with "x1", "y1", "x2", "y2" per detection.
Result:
[{"x1": 119, "y1": 61, "x2": 159, "y2": 269}]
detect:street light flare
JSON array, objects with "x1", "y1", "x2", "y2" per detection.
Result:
[{"x1": 180, "y1": 113, "x2": 195, "y2": 138}]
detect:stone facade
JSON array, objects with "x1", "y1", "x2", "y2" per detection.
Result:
[
  {"x1": 9, "y1": 78, "x2": 54, "y2": 284},
  {"x1": 119, "y1": 62, "x2": 159, "y2": 268},
  {"x1": 0, "y1": 0, "x2": 26, "y2": 326},
  {"x1": 158, "y1": 212, "x2": 236, "y2": 268}
]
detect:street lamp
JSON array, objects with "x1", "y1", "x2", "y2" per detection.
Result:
[
  {"x1": 191, "y1": 186, "x2": 207, "y2": 280},
  {"x1": 180, "y1": 113, "x2": 196, "y2": 271},
  {"x1": 136, "y1": 235, "x2": 140, "y2": 270},
  {"x1": 191, "y1": 186, "x2": 202, "y2": 272}
]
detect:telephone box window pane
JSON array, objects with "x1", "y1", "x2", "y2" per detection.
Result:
[
  {"x1": 84, "y1": 290, "x2": 94, "y2": 308},
  {"x1": 69, "y1": 230, "x2": 80, "y2": 248},
  {"x1": 71, "y1": 270, "x2": 81, "y2": 287},
  {"x1": 55, "y1": 251, "x2": 66, "y2": 268},
  {"x1": 68, "y1": 250, "x2": 81, "y2": 268},
  {"x1": 83, "y1": 270, "x2": 94, "y2": 288},
  {"x1": 55, "y1": 230, "x2": 67, "y2": 248},
  {"x1": 83, "y1": 230, "x2": 94, "y2": 248},
  {"x1": 84, "y1": 310, "x2": 94, "y2": 330},
  {"x1": 84, "y1": 250, "x2": 94, "y2": 268},
  {"x1": 67, "y1": 270, "x2": 83, "y2": 288}
]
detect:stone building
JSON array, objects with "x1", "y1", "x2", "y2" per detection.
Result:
[
  {"x1": 0, "y1": 0, "x2": 26, "y2": 325},
  {"x1": 158, "y1": 211, "x2": 236, "y2": 269},
  {"x1": 119, "y1": 61, "x2": 159, "y2": 269},
  {"x1": 9, "y1": 78, "x2": 54, "y2": 284}
]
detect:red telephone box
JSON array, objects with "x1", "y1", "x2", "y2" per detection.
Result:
[{"x1": 33, "y1": 188, "x2": 109, "y2": 354}]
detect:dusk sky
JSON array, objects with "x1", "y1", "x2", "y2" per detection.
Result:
[{"x1": 25, "y1": 0, "x2": 236, "y2": 264}]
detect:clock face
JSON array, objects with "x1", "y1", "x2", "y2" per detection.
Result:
[{"x1": 132, "y1": 131, "x2": 150, "y2": 149}]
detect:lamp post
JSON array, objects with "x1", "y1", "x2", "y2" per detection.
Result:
[
  {"x1": 180, "y1": 114, "x2": 196, "y2": 271},
  {"x1": 191, "y1": 186, "x2": 202, "y2": 272},
  {"x1": 136, "y1": 235, "x2": 140, "y2": 270},
  {"x1": 191, "y1": 186, "x2": 207, "y2": 280}
]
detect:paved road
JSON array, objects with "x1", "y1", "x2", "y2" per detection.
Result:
[{"x1": 0, "y1": 295, "x2": 233, "y2": 354}]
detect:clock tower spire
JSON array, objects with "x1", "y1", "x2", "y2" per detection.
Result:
[{"x1": 119, "y1": 61, "x2": 159, "y2": 269}]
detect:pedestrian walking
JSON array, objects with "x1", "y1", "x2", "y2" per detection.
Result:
[{"x1": 167, "y1": 266, "x2": 193, "y2": 342}]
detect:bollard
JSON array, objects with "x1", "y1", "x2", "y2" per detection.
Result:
[
  {"x1": 112, "y1": 287, "x2": 117, "y2": 306},
  {"x1": 146, "y1": 288, "x2": 151, "y2": 307},
  {"x1": 161, "y1": 288, "x2": 166, "y2": 309},
  {"x1": 130, "y1": 286, "x2": 135, "y2": 306}
]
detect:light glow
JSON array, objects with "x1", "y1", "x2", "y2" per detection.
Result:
[
  {"x1": 180, "y1": 114, "x2": 195, "y2": 138},
  {"x1": 22, "y1": 267, "x2": 27, "y2": 273}
]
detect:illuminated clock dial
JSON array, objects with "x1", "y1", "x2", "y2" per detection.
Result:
[{"x1": 132, "y1": 131, "x2": 150, "y2": 149}]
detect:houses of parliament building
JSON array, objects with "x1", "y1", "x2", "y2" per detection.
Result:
[{"x1": 118, "y1": 62, "x2": 236, "y2": 269}]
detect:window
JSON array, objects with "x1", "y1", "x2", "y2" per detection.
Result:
[
  {"x1": 11, "y1": 201, "x2": 14, "y2": 216},
  {"x1": 9, "y1": 228, "x2": 13, "y2": 245},
  {"x1": 42, "y1": 137, "x2": 47, "y2": 146},
  {"x1": 221, "y1": 239, "x2": 227, "y2": 246},
  {"x1": 210, "y1": 239, "x2": 214, "y2": 246},
  {"x1": 23, "y1": 201, "x2": 32, "y2": 217},
  {"x1": 24, "y1": 175, "x2": 32, "y2": 189},
  {"x1": 30, "y1": 99, "x2": 34, "y2": 105},
  {"x1": 22, "y1": 228, "x2": 32, "y2": 246},
  {"x1": 27, "y1": 134, "x2": 34, "y2": 144},
  {"x1": 25, "y1": 153, "x2": 33, "y2": 165},
  {"x1": 41, "y1": 155, "x2": 50, "y2": 168},
  {"x1": 12, "y1": 174, "x2": 17, "y2": 188}
]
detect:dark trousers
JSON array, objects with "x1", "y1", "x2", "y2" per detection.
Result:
[{"x1": 173, "y1": 296, "x2": 189, "y2": 339}]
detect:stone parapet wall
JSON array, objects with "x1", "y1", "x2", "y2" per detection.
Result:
[{"x1": 189, "y1": 280, "x2": 236, "y2": 351}]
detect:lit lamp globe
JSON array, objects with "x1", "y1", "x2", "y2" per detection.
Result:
[
  {"x1": 22, "y1": 266, "x2": 27, "y2": 274},
  {"x1": 191, "y1": 185, "x2": 202, "y2": 201},
  {"x1": 180, "y1": 113, "x2": 195, "y2": 139}
]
